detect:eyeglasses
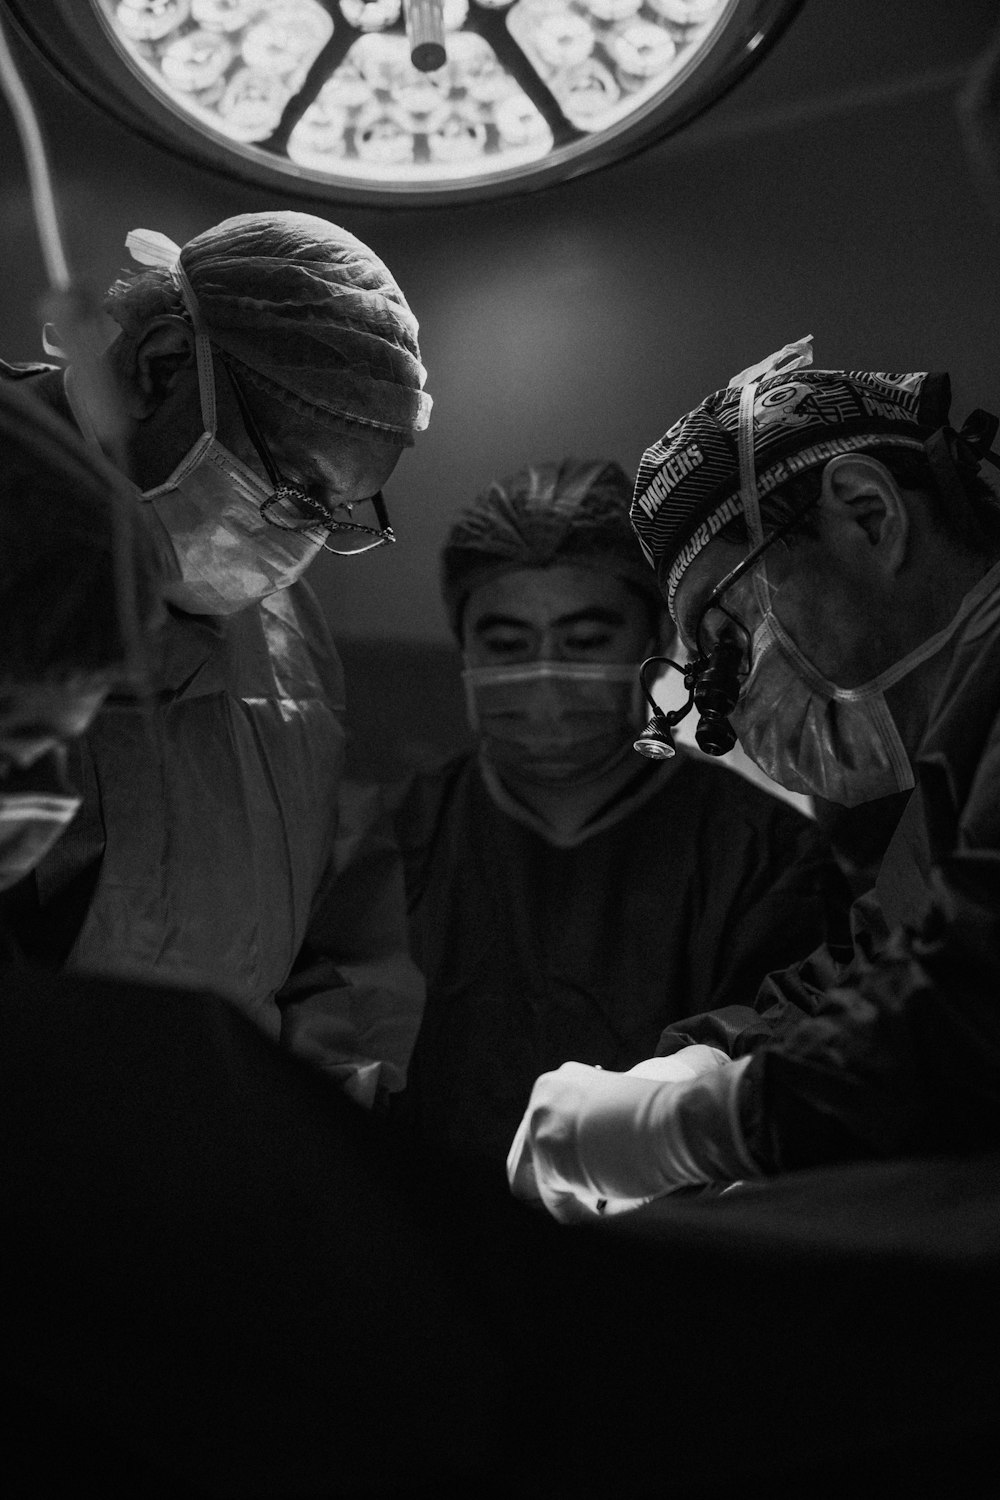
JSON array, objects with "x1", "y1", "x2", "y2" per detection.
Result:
[{"x1": 220, "y1": 357, "x2": 396, "y2": 556}]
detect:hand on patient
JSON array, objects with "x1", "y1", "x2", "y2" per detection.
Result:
[{"x1": 507, "y1": 1045, "x2": 756, "y2": 1223}]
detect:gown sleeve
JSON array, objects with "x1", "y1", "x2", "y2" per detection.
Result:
[
  {"x1": 654, "y1": 780, "x2": 852, "y2": 1056},
  {"x1": 276, "y1": 778, "x2": 426, "y2": 1107},
  {"x1": 739, "y1": 709, "x2": 1000, "y2": 1170}
]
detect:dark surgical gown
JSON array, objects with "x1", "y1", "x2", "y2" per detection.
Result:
[
  {"x1": 660, "y1": 569, "x2": 1000, "y2": 1173},
  {"x1": 394, "y1": 751, "x2": 846, "y2": 1167}
]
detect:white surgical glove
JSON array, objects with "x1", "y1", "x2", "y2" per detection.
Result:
[
  {"x1": 624, "y1": 1045, "x2": 731, "y2": 1083},
  {"x1": 506, "y1": 1049, "x2": 758, "y2": 1224}
]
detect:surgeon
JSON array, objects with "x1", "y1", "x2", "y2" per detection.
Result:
[
  {"x1": 0, "y1": 212, "x2": 430, "y2": 1104},
  {"x1": 395, "y1": 457, "x2": 846, "y2": 1167},
  {"x1": 507, "y1": 343, "x2": 1000, "y2": 1221}
]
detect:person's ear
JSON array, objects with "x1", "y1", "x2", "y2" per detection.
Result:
[
  {"x1": 818, "y1": 453, "x2": 910, "y2": 576},
  {"x1": 112, "y1": 317, "x2": 196, "y2": 420}
]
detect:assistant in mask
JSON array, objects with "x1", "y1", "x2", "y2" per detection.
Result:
[
  {"x1": 390, "y1": 456, "x2": 846, "y2": 1168},
  {"x1": 464, "y1": 658, "x2": 645, "y2": 786}
]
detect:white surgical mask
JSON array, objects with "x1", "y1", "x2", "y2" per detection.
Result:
[
  {"x1": 67, "y1": 333, "x2": 326, "y2": 617},
  {"x1": 732, "y1": 560, "x2": 1000, "y2": 806},
  {"x1": 464, "y1": 661, "x2": 644, "y2": 786}
]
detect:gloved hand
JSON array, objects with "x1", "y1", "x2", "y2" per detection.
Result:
[{"x1": 506, "y1": 1048, "x2": 757, "y2": 1224}]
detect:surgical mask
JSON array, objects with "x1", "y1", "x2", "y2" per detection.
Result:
[
  {"x1": 67, "y1": 334, "x2": 326, "y2": 617},
  {"x1": 141, "y1": 333, "x2": 328, "y2": 616},
  {"x1": 464, "y1": 662, "x2": 644, "y2": 786},
  {"x1": 731, "y1": 561, "x2": 1000, "y2": 806},
  {"x1": 0, "y1": 749, "x2": 81, "y2": 891}
]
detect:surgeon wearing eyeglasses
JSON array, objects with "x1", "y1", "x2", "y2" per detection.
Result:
[{"x1": 0, "y1": 211, "x2": 430, "y2": 1106}]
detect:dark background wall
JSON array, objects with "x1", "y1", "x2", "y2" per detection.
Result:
[{"x1": 2, "y1": 0, "x2": 998, "y2": 776}]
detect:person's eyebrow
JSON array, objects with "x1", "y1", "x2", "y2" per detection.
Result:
[
  {"x1": 472, "y1": 606, "x2": 627, "y2": 636},
  {"x1": 550, "y1": 607, "x2": 626, "y2": 628},
  {"x1": 472, "y1": 612, "x2": 533, "y2": 635}
]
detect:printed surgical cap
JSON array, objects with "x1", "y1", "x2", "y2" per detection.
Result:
[
  {"x1": 122, "y1": 212, "x2": 431, "y2": 445},
  {"x1": 631, "y1": 364, "x2": 952, "y2": 617},
  {"x1": 441, "y1": 458, "x2": 665, "y2": 637}
]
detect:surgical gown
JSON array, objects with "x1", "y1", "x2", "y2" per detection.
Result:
[
  {"x1": 661, "y1": 569, "x2": 1000, "y2": 1172},
  {"x1": 0, "y1": 363, "x2": 422, "y2": 1096},
  {"x1": 394, "y1": 751, "x2": 846, "y2": 1165}
]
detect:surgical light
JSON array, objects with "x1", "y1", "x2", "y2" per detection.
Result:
[{"x1": 8, "y1": 0, "x2": 803, "y2": 203}]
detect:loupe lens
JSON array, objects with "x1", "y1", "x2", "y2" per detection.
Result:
[{"x1": 694, "y1": 716, "x2": 736, "y2": 756}]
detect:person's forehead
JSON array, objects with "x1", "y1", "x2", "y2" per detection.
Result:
[
  {"x1": 464, "y1": 564, "x2": 642, "y2": 629},
  {"x1": 267, "y1": 407, "x2": 403, "y2": 486}
]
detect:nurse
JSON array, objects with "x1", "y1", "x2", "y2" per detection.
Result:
[
  {"x1": 508, "y1": 345, "x2": 1000, "y2": 1219},
  {"x1": 395, "y1": 456, "x2": 846, "y2": 1167},
  {"x1": 0, "y1": 211, "x2": 431, "y2": 1104}
]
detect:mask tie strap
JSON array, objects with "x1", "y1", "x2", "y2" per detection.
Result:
[
  {"x1": 737, "y1": 379, "x2": 770, "y2": 616},
  {"x1": 728, "y1": 335, "x2": 815, "y2": 618},
  {"x1": 125, "y1": 227, "x2": 217, "y2": 437}
]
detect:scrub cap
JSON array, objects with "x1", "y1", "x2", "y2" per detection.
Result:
[
  {"x1": 441, "y1": 457, "x2": 665, "y2": 637},
  {"x1": 631, "y1": 338, "x2": 952, "y2": 617},
  {"x1": 114, "y1": 212, "x2": 431, "y2": 445}
]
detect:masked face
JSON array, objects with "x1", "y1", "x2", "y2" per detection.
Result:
[
  {"x1": 0, "y1": 679, "x2": 106, "y2": 891},
  {"x1": 140, "y1": 372, "x2": 327, "y2": 617},
  {"x1": 68, "y1": 332, "x2": 401, "y2": 617},
  {"x1": 729, "y1": 612, "x2": 915, "y2": 806},
  {"x1": 461, "y1": 565, "x2": 658, "y2": 787},
  {"x1": 676, "y1": 528, "x2": 1000, "y2": 807},
  {"x1": 730, "y1": 557, "x2": 1000, "y2": 805},
  {"x1": 464, "y1": 661, "x2": 644, "y2": 785}
]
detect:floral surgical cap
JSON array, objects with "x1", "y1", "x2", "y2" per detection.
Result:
[
  {"x1": 441, "y1": 457, "x2": 665, "y2": 637},
  {"x1": 118, "y1": 212, "x2": 431, "y2": 445}
]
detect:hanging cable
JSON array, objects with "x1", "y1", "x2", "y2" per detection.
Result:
[
  {"x1": 0, "y1": 14, "x2": 71, "y2": 291},
  {"x1": 0, "y1": 9, "x2": 144, "y2": 688}
]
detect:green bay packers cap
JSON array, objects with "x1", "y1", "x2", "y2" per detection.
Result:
[{"x1": 631, "y1": 355, "x2": 953, "y2": 618}]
